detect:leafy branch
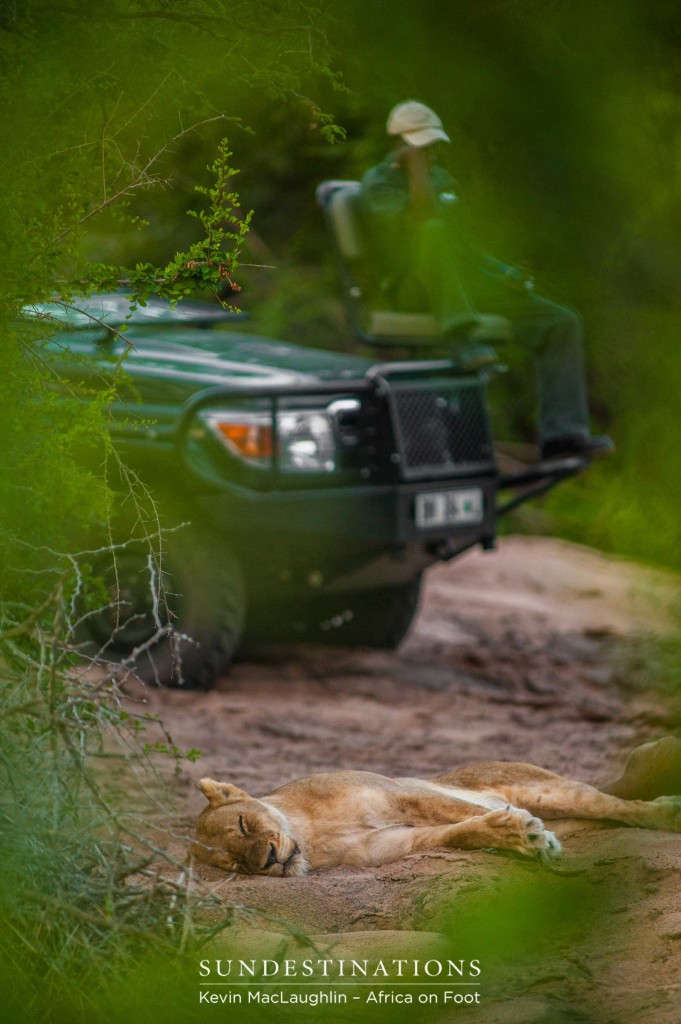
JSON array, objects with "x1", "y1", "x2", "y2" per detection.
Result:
[{"x1": 43, "y1": 136, "x2": 253, "y2": 310}]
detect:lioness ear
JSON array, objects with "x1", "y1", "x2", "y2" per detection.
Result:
[{"x1": 198, "y1": 778, "x2": 250, "y2": 808}]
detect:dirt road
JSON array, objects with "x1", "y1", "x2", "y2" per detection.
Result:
[{"x1": 135, "y1": 536, "x2": 681, "y2": 1024}]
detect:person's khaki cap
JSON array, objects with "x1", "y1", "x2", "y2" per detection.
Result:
[{"x1": 386, "y1": 101, "x2": 450, "y2": 147}]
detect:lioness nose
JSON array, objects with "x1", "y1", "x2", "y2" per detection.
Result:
[{"x1": 263, "y1": 843, "x2": 278, "y2": 869}]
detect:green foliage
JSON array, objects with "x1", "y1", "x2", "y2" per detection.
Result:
[
  {"x1": 0, "y1": 594, "x2": 232, "y2": 1024},
  {"x1": 165, "y1": 139, "x2": 253, "y2": 296},
  {"x1": 50, "y1": 138, "x2": 254, "y2": 305},
  {"x1": 0, "y1": 0, "x2": 343, "y2": 314},
  {"x1": 542, "y1": 306, "x2": 681, "y2": 568},
  {"x1": 0, "y1": 5, "x2": 344, "y2": 1022}
]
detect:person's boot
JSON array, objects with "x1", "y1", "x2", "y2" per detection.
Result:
[{"x1": 540, "y1": 434, "x2": 614, "y2": 461}]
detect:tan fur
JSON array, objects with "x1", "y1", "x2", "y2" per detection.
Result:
[{"x1": 191, "y1": 741, "x2": 681, "y2": 877}]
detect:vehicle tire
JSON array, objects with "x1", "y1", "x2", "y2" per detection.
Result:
[
  {"x1": 301, "y1": 578, "x2": 422, "y2": 649},
  {"x1": 81, "y1": 531, "x2": 245, "y2": 689}
]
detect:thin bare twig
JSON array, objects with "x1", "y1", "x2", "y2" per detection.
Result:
[{"x1": 49, "y1": 114, "x2": 229, "y2": 246}]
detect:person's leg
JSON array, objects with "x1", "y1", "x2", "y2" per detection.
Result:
[
  {"x1": 399, "y1": 220, "x2": 497, "y2": 367},
  {"x1": 507, "y1": 295, "x2": 590, "y2": 444},
  {"x1": 407, "y1": 217, "x2": 474, "y2": 325},
  {"x1": 477, "y1": 290, "x2": 611, "y2": 456}
]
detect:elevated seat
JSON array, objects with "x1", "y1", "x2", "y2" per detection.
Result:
[{"x1": 316, "y1": 179, "x2": 512, "y2": 351}]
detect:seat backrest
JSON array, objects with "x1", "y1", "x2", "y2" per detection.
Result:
[
  {"x1": 316, "y1": 180, "x2": 364, "y2": 261},
  {"x1": 316, "y1": 179, "x2": 441, "y2": 347}
]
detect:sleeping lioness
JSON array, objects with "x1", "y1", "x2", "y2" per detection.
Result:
[{"x1": 191, "y1": 738, "x2": 681, "y2": 877}]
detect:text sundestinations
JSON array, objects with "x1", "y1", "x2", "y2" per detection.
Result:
[{"x1": 198, "y1": 958, "x2": 481, "y2": 980}]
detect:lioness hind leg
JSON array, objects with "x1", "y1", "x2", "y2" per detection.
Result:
[
  {"x1": 504, "y1": 780, "x2": 681, "y2": 832},
  {"x1": 434, "y1": 760, "x2": 681, "y2": 832}
]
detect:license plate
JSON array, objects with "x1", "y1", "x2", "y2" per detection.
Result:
[{"x1": 414, "y1": 487, "x2": 484, "y2": 529}]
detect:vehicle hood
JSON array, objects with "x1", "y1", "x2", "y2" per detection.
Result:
[
  {"x1": 29, "y1": 293, "x2": 373, "y2": 402},
  {"x1": 52, "y1": 326, "x2": 374, "y2": 403}
]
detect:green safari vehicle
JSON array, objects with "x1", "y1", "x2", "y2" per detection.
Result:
[{"x1": 31, "y1": 185, "x2": 588, "y2": 688}]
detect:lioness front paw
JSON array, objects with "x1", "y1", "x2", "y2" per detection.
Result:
[{"x1": 483, "y1": 807, "x2": 561, "y2": 862}]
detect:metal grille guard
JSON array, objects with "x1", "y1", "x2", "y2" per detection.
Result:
[{"x1": 177, "y1": 360, "x2": 588, "y2": 508}]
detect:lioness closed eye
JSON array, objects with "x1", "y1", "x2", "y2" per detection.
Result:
[{"x1": 191, "y1": 739, "x2": 681, "y2": 877}]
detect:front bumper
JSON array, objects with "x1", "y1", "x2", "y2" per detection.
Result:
[{"x1": 192, "y1": 468, "x2": 497, "y2": 595}]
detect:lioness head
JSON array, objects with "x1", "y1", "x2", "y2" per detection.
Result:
[{"x1": 191, "y1": 778, "x2": 307, "y2": 876}]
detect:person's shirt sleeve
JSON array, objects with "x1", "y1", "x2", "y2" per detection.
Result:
[
  {"x1": 361, "y1": 160, "x2": 458, "y2": 214},
  {"x1": 360, "y1": 162, "x2": 409, "y2": 215}
]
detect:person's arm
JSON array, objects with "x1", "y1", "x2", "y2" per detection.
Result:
[
  {"x1": 480, "y1": 254, "x2": 535, "y2": 291},
  {"x1": 394, "y1": 144, "x2": 438, "y2": 220}
]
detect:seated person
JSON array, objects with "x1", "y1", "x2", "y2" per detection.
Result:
[{"x1": 360, "y1": 100, "x2": 612, "y2": 461}]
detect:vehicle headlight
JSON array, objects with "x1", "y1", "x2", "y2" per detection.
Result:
[
  {"x1": 278, "y1": 411, "x2": 335, "y2": 473},
  {"x1": 199, "y1": 407, "x2": 337, "y2": 473}
]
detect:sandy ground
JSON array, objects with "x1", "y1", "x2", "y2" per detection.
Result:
[{"x1": 129, "y1": 536, "x2": 681, "y2": 1024}]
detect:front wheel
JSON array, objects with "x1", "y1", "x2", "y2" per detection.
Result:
[
  {"x1": 300, "y1": 578, "x2": 422, "y2": 649},
  {"x1": 82, "y1": 531, "x2": 245, "y2": 689}
]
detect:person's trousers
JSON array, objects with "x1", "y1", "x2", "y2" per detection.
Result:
[{"x1": 403, "y1": 217, "x2": 591, "y2": 444}]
